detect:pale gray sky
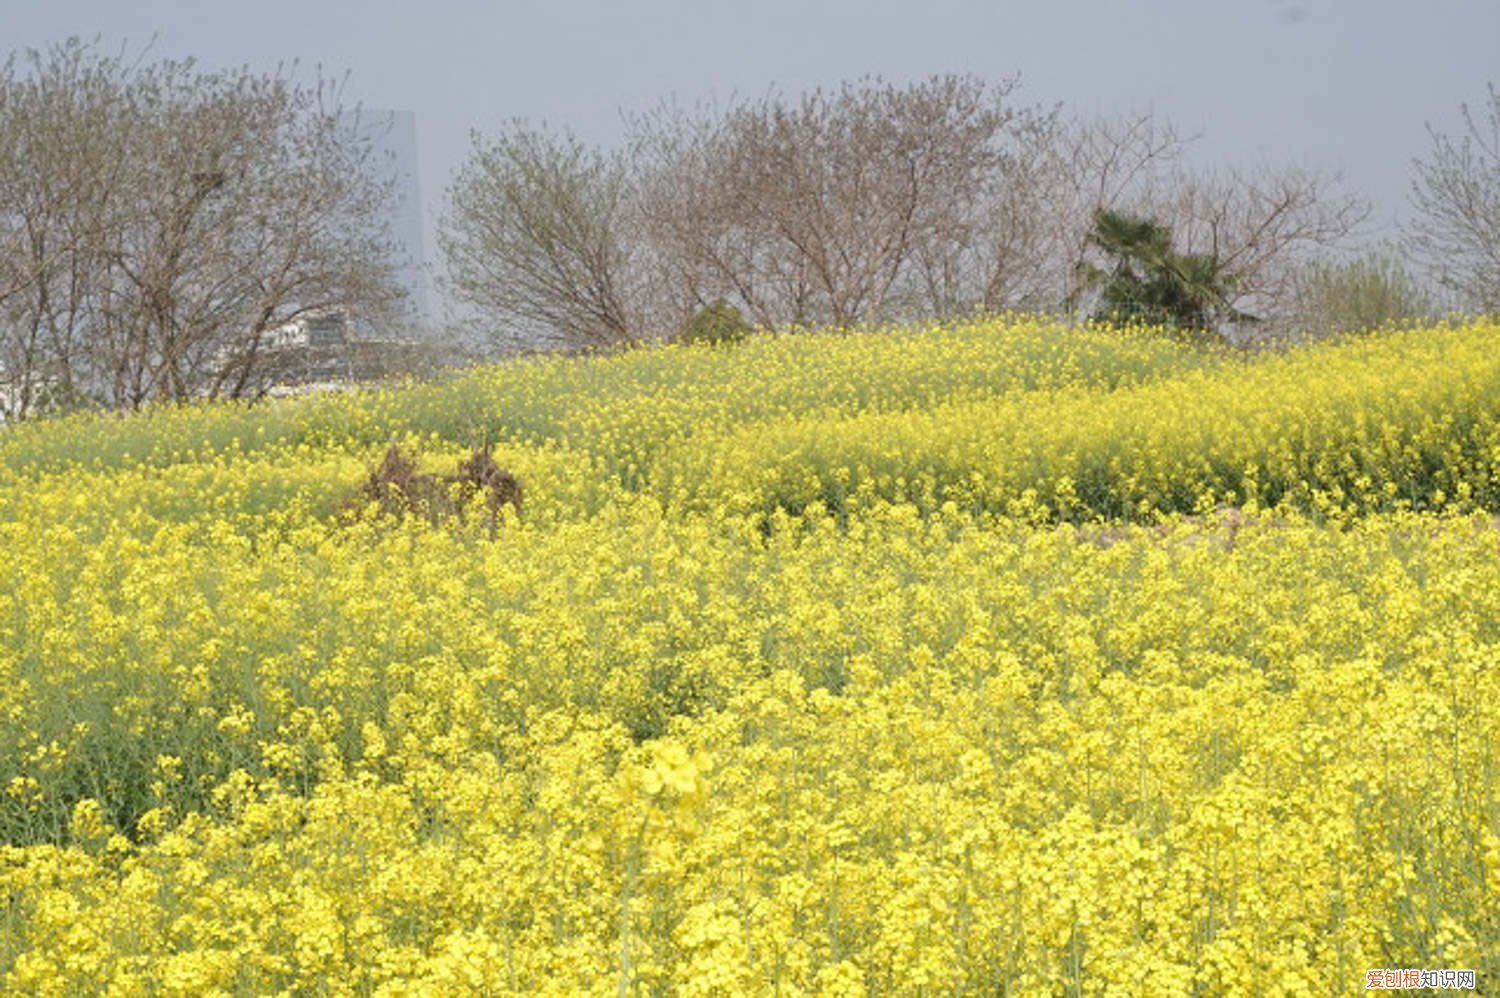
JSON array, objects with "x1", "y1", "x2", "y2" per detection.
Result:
[{"x1": 4, "y1": 0, "x2": 1495, "y2": 250}]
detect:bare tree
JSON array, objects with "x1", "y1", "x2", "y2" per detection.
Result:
[
  {"x1": 973, "y1": 109, "x2": 1189, "y2": 314},
  {"x1": 439, "y1": 123, "x2": 653, "y2": 351},
  {"x1": 635, "y1": 76, "x2": 1017, "y2": 329},
  {"x1": 631, "y1": 98, "x2": 816, "y2": 329},
  {"x1": 0, "y1": 41, "x2": 123, "y2": 419},
  {"x1": 1143, "y1": 163, "x2": 1369, "y2": 333},
  {"x1": 965, "y1": 111, "x2": 1365, "y2": 331},
  {"x1": 91, "y1": 66, "x2": 403, "y2": 406},
  {"x1": 1407, "y1": 85, "x2": 1500, "y2": 312},
  {"x1": 0, "y1": 38, "x2": 402, "y2": 418}
]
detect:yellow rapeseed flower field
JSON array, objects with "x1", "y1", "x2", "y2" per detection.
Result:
[{"x1": 1, "y1": 315, "x2": 1497, "y2": 994}]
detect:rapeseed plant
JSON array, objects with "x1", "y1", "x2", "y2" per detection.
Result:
[{"x1": 0, "y1": 317, "x2": 1496, "y2": 993}]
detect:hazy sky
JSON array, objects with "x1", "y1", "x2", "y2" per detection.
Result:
[{"x1": 4, "y1": 0, "x2": 1497, "y2": 252}]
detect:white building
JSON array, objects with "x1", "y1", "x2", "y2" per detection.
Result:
[{"x1": 258, "y1": 308, "x2": 351, "y2": 350}]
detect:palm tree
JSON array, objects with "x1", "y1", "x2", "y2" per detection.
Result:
[{"x1": 1079, "y1": 209, "x2": 1256, "y2": 338}]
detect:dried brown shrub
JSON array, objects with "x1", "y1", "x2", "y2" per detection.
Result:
[
  {"x1": 341, "y1": 439, "x2": 522, "y2": 536},
  {"x1": 449, "y1": 440, "x2": 524, "y2": 536}
]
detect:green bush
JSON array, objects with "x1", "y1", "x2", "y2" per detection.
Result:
[
  {"x1": 674, "y1": 299, "x2": 752, "y2": 346},
  {"x1": 1289, "y1": 252, "x2": 1436, "y2": 340}
]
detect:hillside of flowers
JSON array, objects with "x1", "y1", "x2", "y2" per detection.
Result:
[{"x1": 2, "y1": 316, "x2": 1498, "y2": 994}]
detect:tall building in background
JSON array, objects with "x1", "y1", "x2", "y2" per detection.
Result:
[{"x1": 342, "y1": 108, "x2": 430, "y2": 333}]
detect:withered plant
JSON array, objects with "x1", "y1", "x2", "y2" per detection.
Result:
[{"x1": 341, "y1": 439, "x2": 522, "y2": 537}]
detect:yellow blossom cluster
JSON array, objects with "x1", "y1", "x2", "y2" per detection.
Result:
[
  {"x1": 0, "y1": 315, "x2": 1218, "y2": 486},
  {"x1": 1, "y1": 316, "x2": 1497, "y2": 993},
  {"x1": 658, "y1": 320, "x2": 1500, "y2": 521}
]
